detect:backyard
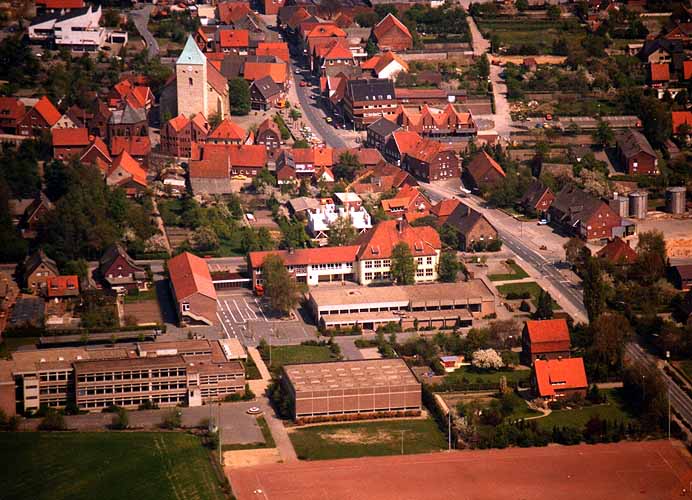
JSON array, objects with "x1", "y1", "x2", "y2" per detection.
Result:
[
  {"x1": 442, "y1": 366, "x2": 531, "y2": 389},
  {"x1": 535, "y1": 389, "x2": 635, "y2": 430},
  {"x1": 0, "y1": 432, "x2": 227, "y2": 500},
  {"x1": 289, "y1": 418, "x2": 447, "y2": 460},
  {"x1": 497, "y1": 282, "x2": 559, "y2": 309},
  {"x1": 265, "y1": 344, "x2": 336, "y2": 372},
  {"x1": 488, "y1": 260, "x2": 529, "y2": 281},
  {"x1": 477, "y1": 18, "x2": 584, "y2": 55}
]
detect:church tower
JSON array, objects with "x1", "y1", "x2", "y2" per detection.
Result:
[{"x1": 176, "y1": 35, "x2": 208, "y2": 118}]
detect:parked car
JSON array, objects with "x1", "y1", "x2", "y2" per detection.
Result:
[
  {"x1": 299, "y1": 81, "x2": 306, "y2": 87},
  {"x1": 538, "y1": 219, "x2": 548, "y2": 225}
]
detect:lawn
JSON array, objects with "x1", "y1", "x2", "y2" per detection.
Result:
[
  {"x1": 0, "y1": 432, "x2": 227, "y2": 500},
  {"x1": 123, "y1": 288, "x2": 158, "y2": 303},
  {"x1": 245, "y1": 356, "x2": 262, "y2": 380},
  {"x1": 488, "y1": 260, "x2": 529, "y2": 282},
  {"x1": 444, "y1": 366, "x2": 531, "y2": 387},
  {"x1": 289, "y1": 418, "x2": 447, "y2": 460},
  {"x1": 497, "y1": 281, "x2": 559, "y2": 309},
  {"x1": 535, "y1": 389, "x2": 635, "y2": 430},
  {"x1": 477, "y1": 18, "x2": 584, "y2": 55},
  {"x1": 267, "y1": 344, "x2": 335, "y2": 372}
]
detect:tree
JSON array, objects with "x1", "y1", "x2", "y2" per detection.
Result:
[
  {"x1": 592, "y1": 120, "x2": 614, "y2": 148},
  {"x1": 635, "y1": 230, "x2": 666, "y2": 284},
  {"x1": 229, "y1": 77, "x2": 250, "y2": 115},
  {"x1": 39, "y1": 409, "x2": 66, "y2": 430},
  {"x1": 439, "y1": 224, "x2": 459, "y2": 250},
  {"x1": 111, "y1": 407, "x2": 129, "y2": 430},
  {"x1": 208, "y1": 112, "x2": 222, "y2": 128},
  {"x1": 62, "y1": 259, "x2": 88, "y2": 280},
  {"x1": 333, "y1": 151, "x2": 362, "y2": 182},
  {"x1": 582, "y1": 257, "x2": 608, "y2": 322},
  {"x1": 289, "y1": 108, "x2": 302, "y2": 121},
  {"x1": 516, "y1": 0, "x2": 528, "y2": 11},
  {"x1": 327, "y1": 216, "x2": 357, "y2": 246},
  {"x1": 390, "y1": 242, "x2": 416, "y2": 285},
  {"x1": 471, "y1": 348, "x2": 504, "y2": 370},
  {"x1": 547, "y1": 4, "x2": 561, "y2": 20},
  {"x1": 365, "y1": 39, "x2": 378, "y2": 57},
  {"x1": 194, "y1": 226, "x2": 220, "y2": 252},
  {"x1": 564, "y1": 237, "x2": 590, "y2": 270},
  {"x1": 477, "y1": 54, "x2": 490, "y2": 79},
  {"x1": 293, "y1": 139, "x2": 310, "y2": 148},
  {"x1": 533, "y1": 290, "x2": 554, "y2": 319},
  {"x1": 160, "y1": 409, "x2": 182, "y2": 429},
  {"x1": 262, "y1": 254, "x2": 301, "y2": 316},
  {"x1": 438, "y1": 251, "x2": 459, "y2": 282},
  {"x1": 622, "y1": 362, "x2": 667, "y2": 432},
  {"x1": 588, "y1": 313, "x2": 631, "y2": 377}
]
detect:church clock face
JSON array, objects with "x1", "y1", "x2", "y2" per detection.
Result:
[{"x1": 187, "y1": 66, "x2": 192, "y2": 72}]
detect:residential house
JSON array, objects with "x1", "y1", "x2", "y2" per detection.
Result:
[
  {"x1": 45, "y1": 275, "x2": 80, "y2": 300},
  {"x1": 244, "y1": 61, "x2": 288, "y2": 90},
  {"x1": 250, "y1": 76, "x2": 284, "y2": 110},
  {"x1": 430, "y1": 199, "x2": 460, "y2": 225},
  {"x1": 189, "y1": 158, "x2": 230, "y2": 195},
  {"x1": 403, "y1": 138, "x2": 460, "y2": 182},
  {"x1": 354, "y1": 219, "x2": 441, "y2": 285},
  {"x1": 195, "y1": 143, "x2": 267, "y2": 178},
  {"x1": 342, "y1": 78, "x2": 397, "y2": 129},
  {"x1": 443, "y1": 202, "x2": 498, "y2": 251},
  {"x1": 366, "y1": 117, "x2": 401, "y2": 151},
  {"x1": 108, "y1": 79, "x2": 154, "y2": 113},
  {"x1": 29, "y1": 6, "x2": 105, "y2": 51},
  {"x1": 255, "y1": 117, "x2": 282, "y2": 151},
  {"x1": 110, "y1": 136, "x2": 152, "y2": 167},
  {"x1": 596, "y1": 237, "x2": 638, "y2": 265},
  {"x1": 215, "y1": 29, "x2": 249, "y2": 54},
  {"x1": 0, "y1": 97, "x2": 26, "y2": 134},
  {"x1": 23, "y1": 249, "x2": 59, "y2": 293},
  {"x1": 9, "y1": 193, "x2": 53, "y2": 237},
  {"x1": 549, "y1": 185, "x2": 623, "y2": 241},
  {"x1": 107, "y1": 104, "x2": 148, "y2": 140},
  {"x1": 533, "y1": 358, "x2": 588, "y2": 401},
  {"x1": 168, "y1": 252, "x2": 218, "y2": 326},
  {"x1": 79, "y1": 136, "x2": 112, "y2": 171},
  {"x1": 17, "y1": 96, "x2": 61, "y2": 136},
  {"x1": 381, "y1": 184, "x2": 432, "y2": 221},
  {"x1": 217, "y1": 2, "x2": 251, "y2": 25},
  {"x1": 307, "y1": 193, "x2": 372, "y2": 242},
  {"x1": 311, "y1": 38, "x2": 357, "y2": 77},
  {"x1": 348, "y1": 162, "x2": 418, "y2": 197},
  {"x1": 262, "y1": 0, "x2": 285, "y2": 15},
  {"x1": 383, "y1": 130, "x2": 422, "y2": 166},
  {"x1": 464, "y1": 151, "x2": 506, "y2": 191},
  {"x1": 372, "y1": 13, "x2": 413, "y2": 51},
  {"x1": 255, "y1": 41, "x2": 290, "y2": 62},
  {"x1": 277, "y1": 147, "x2": 334, "y2": 178},
  {"x1": 649, "y1": 62, "x2": 671, "y2": 86},
  {"x1": 672, "y1": 110, "x2": 692, "y2": 134},
  {"x1": 160, "y1": 113, "x2": 210, "y2": 158},
  {"x1": 52, "y1": 111, "x2": 80, "y2": 129},
  {"x1": 106, "y1": 152, "x2": 147, "y2": 196},
  {"x1": 521, "y1": 318, "x2": 571, "y2": 365},
  {"x1": 671, "y1": 264, "x2": 692, "y2": 291},
  {"x1": 361, "y1": 51, "x2": 409, "y2": 80},
  {"x1": 616, "y1": 129, "x2": 659, "y2": 176},
  {"x1": 98, "y1": 243, "x2": 148, "y2": 293},
  {"x1": 520, "y1": 180, "x2": 555, "y2": 217},
  {"x1": 51, "y1": 127, "x2": 90, "y2": 160},
  {"x1": 390, "y1": 104, "x2": 476, "y2": 137},
  {"x1": 638, "y1": 39, "x2": 685, "y2": 74},
  {"x1": 277, "y1": 162, "x2": 297, "y2": 185},
  {"x1": 206, "y1": 117, "x2": 246, "y2": 145}
]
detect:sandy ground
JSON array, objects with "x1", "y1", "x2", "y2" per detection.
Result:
[{"x1": 224, "y1": 448, "x2": 282, "y2": 469}]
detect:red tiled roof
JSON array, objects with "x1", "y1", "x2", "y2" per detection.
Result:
[
  {"x1": 46, "y1": 275, "x2": 79, "y2": 297},
  {"x1": 381, "y1": 184, "x2": 429, "y2": 213},
  {"x1": 321, "y1": 39, "x2": 352, "y2": 60},
  {"x1": 373, "y1": 13, "x2": 411, "y2": 41},
  {"x1": 244, "y1": 62, "x2": 287, "y2": 84},
  {"x1": 209, "y1": 117, "x2": 246, "y2": 141},
  {"x1": 407, "y1": 138, "x2": 447, "y2": 163},
  {"x1": 361, "y1": 55, "x2": 381, "y2": 70},
  {"x1": 467, "y1": 151, "x2": 506, "y2": 179},
  {"x1": 248, "y1": 245, "x2": 360, "y2": 269},
  {"x1": 168, "y1": 252, "x2": 217, "y2": 301},
  {"x1": 218, "y1": 1, "x2": 251, "y2": 23},
  {"x1": 355, "y1": 219, "x2": 440, "y2": 260},
  {"x1": 374, "y1": 51, "x2": 408, "y2": 74},
  {"x1": 650, "y1": 63, "x2": 670, "y2": 82},
  {"x1": 189, "y1": 158, "x2": 229, "y2": 179},
  {"x1": 202, "y1": 143, "x2": 267, "y2": 168},
  {"x1": 525, "y1": 319, "x2": 570, "y2": 354},
  {"x1": 190, "y1": 113, "x2": 210, "y2": 133},
  {"x1": 534, "y1": 358, "x2": 587, "y2": 397},
  {"x1": 168, "y1": 114, "x2": 190, "y2": 132},
  {"x1": 36, "y1": 0, "x2": 84, "y2": 8},
  {"x1": 596, "y1": 237, "x2": 638, "y2": 264},
  {"x1": 33, "y1": 96, "x2": 61, "y2": 127},
  {"x1": 110, "y1": 136, "x2": 151, "y2": 158},
  {"x1": 218, "y1": 29, "x2": 249, "y2": 48},
  {"x1": 431, "y1": 199, "x2": 460, "y2": 218},
  {"x1": 684, "y1": 61, "x2": 692, "y2": 80},
  {"x1": 81, "y1": 136, "x2": 112, "y2": 165},
  {"x1": 51, "y1": 127, "x2": 89, "y2": 147},
  {"x1": 305, "y1": 23, "x2": 346, "y2": 39},
  {"x1": 207, "y1": 61, "x2": 229, "y2": 96},
  {"x1": 672, "y1": 111, "x2": 692, "y2": 133},
  {"x1": 0, "y1": 97, "x2": 25, "y2": 121},
  {"x1": 256, "y1": 42, "x2": 290, "y2": 62},
  {"x1": 391, "y1": 130, "x2": 422, "y2": 155},
  {"x1": 108, "y1": 151, "x2": 147, "y2": 187}
]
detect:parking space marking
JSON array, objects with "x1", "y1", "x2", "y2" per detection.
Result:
[
  {"x1": 217, "y1": 312, "x2": 231, "y2": 339},
  {"x1": 254, "y1": 298, "x2": 269, "y2": 322},
  {"x1": 243, "y1": 299, "x2": 258, "y2": 320},
  {"x1": 233, "y1": 299, "x2": 248, "y2": 323},
  {"x1": 224, "y1": 300, "x2": 239, "y2": 323}
]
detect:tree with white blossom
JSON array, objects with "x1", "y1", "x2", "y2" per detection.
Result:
[{"x1": 472, "y1": 349, "x2": 504, "y2": 370}]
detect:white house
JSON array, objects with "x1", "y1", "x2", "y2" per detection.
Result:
[
  {"x1": 308, "y1": 200, "x2": 373, "y2": 243},
  {"x1": 29, "y1": 5, "x2": 105, "y2": 51},
  {"x1": 361, "y1": 51, "x2": 409, "y2": 81}
]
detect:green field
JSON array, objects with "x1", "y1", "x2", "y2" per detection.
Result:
[
  {"x1": 289, "y1": 418, "x2": 447, "y2": 460},
  {"x1": 444, "y1": 366, "x2": 531, "y2": 386},
  {"x1": 267, "y1": 344, "x2": 335, "y2": 372},
  {"x1": 0, "y1": 432, "x2": 227, "y2": 500},
  {"x1": 536, "y1": 390, "x2": 635, "y2": 430},
  {"x1": 123, "y1": 288, "x2": 158, "y2": 303},
  {"x1": 477, "y1": 18, "x2": 584, "y2": 55},
  {"x1": 497, "y1": 282, "x2": 559, "y2": 309},
  {"x1": 488, "y1": 260, "x2": 529, "y2": 281}
]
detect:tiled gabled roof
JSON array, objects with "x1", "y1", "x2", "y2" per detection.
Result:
[
  {"x1": 33, "y1": 96, "x2": 61, "y2": 126},
  {"x1": 51, "y1": 127, "x2": 89, "y2": 147},
  {"x1": 208, "y1": 117, "x2": 246, "y2": 142},
  {"x1": 534, "y1": 357, "x2": 587, "y2": 397},
  {"x1": 355, "y1": 219, "x2": 440, "y2": 260},
  {"x1": 373, "y1": 13, "x2": 411, "y2": 41},
  {"x1": 168, "y1": 252, "x2": 217, "y2": 301}
]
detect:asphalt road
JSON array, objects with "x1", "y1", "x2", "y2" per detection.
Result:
[
  {"x1": 625, "y1": 343, "x2": 692, "y2": 430},
  {"x1": 129, "y1": 4, "x2": 159, "y2": 59}
]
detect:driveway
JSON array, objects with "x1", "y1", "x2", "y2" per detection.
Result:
[{"x1": 129, "y1": 4, "x2": 159, "y2": 59}]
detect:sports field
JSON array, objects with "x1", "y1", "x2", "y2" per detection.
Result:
[
  {"x1": 229, "y1": 440, "x2": 692, "y2": 500},
  {"x1": 0, "y1": 432, "x2": 227, "y2": 500}
]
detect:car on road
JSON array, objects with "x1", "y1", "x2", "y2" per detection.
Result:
[
  {"x1": 294, "y1": 68, "x2": 301, "y2": 74},
  {"x1": 299, "y1": 80, "x2": 307, "y2": 87},
  {"x1": 325, "y1": 116, "x2": 333, "y2": 123},
  {"x1": 246, "y1": 407, "x2": 262, "y2": 415},
  {"x1": 538, "y1": 219, "x2": 548, "y2": 225}
]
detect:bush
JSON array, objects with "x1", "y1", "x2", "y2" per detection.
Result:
[
  {"x1": 519, "y1": 300, "x2": 531, "y2": 312},
  {"x1": 138, "y1": 400, "x2": 159, "y2": 411},
  {"x1": 39, "y1": 409, "x2": 66, "y2": 431},
  {"x1": 242, "y1": 384, "x2": 255, "y2": 401},
  {"x1": 0, "y1": 409, "x2": 20, "y2": 431},
  {"x1": 111, "y1": 407, "x2": 129, "y2": 430},
  {"x1": 160, "y1": 409, "x2": 182, "y2": 429}
]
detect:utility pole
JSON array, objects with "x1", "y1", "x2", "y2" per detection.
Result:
[
  {"x1": 448, "y1": 411, "x2": 451, "y2": 451},
  {"x1": 218, "y1": 402, "x2": 223, "y2": 466},
  {"x1": 400, "y1": 430, "x2": 404, "y2": 455},
  {"x1": 668, "y1": 387, "x2": 671, "y2": 440}
]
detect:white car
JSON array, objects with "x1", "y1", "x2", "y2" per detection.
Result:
[
  {"x1": 294, "y1": 68, "x2": 301, "y2": 74},
  {"x1": 538, "y1": 219, "x2": 549, "y2": 225},
  {"x1": 246, "y1": 407, "x2": 262, "y2": 415}
]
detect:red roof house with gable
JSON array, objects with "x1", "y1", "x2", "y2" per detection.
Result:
[
  {"x1": 255, "y1": 42, "x2": 290, "y2": 62},
  {"x1": 52, "y1": 127, "x2": 90, "y2": 160},
  {"x1": 167, "y1": 252, "x2": 217, "y2": 326},
  {"x1": 464, "y1": 150, "x2": 506, "y2": 191},
  {"x1": 216, "y1": 29, "x2": 250, "y2": 53},
  {"x1": 596, "y1": 237, "x2": 638, "y2": 265},
  {"x1": 0, "y1": 97, "x2": 26, "y2": 134},
  {"x1": 18, "y1": 96, "x2": 61, "y2": 136},
  {"x1": 106, "y1": 151, "x2": 148, "y2": 196},
  {"x1": 649, "y1": 63, "x2": 670, "y2": 85},
  {"x1": 404, "y1": 138, "x2": 461, "y2": 183},
  {"x1": 672, "y1": 110, "x2": 692, "y2": 134},
  {"x1": 372, "y1": 13, "x2": 413, "y2": 51},
  {"x1": 46, "y1": 275, "x2": 80, "y2": 299},
  {"x1": 522, "y1": 318, "x2": 571, "y2": 364},
  {"x1": 381, "y1": 184, "x2": 432, "y2": 221},
  {"x1": 110, "y1": 136, "x2": 152, "y2": 166},
  {"x1": 533, "y1": 358, "x2": 588, "y2": 400},
  {"x1": 207, "y1": 117, "x2": 246, "y2": 145}
]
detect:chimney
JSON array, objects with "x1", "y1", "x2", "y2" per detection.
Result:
[
  {"x1": 289, "y1": 247, "x2": 295, "y2": 255},
  {"x1": 396, "y1": 219, "x2": 403, "y2": 233}
]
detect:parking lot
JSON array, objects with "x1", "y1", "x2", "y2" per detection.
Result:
[{"x1": 216, "y1": 289, "x2": 317, "y2": 347}]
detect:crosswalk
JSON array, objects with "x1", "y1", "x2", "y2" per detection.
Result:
[{"x1": 217, "y1": 298, "x2": 268, "y2": 324}]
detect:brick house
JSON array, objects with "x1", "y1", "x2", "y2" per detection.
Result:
[
  {"x1": 46, "y1": 275, "x2": 80, "y2": 300},
  {"x1": 160, "y1": 113, "x2": 210, "y2": 158},
  {"x1": 549, "y1": 185, "x2": 623, "y2": 241},
  {"x1": 366, "y1": 117, "x2": 401, "y2": 151},
  {"x1": 107, "y1": 104, "x2": 148, "y2": 140},
  {"x1": 168, "y1": 252, "x2": 217, "y2": 326},
  {"x1": 464, "y1": 151, "x2": 506, "y2": 191},
  {"x1": 207, "y1": 117, "x2": 246, "y2": 145},
  {"x1": 51, "y1": 127, "x2": 90, "y2": 160},
  {"x1": 533, "y1": 358, "x2": 588, "y2": 401},
  {"x1": 521, "y1": 318, "x2": 571, "y2": 365},
  {"x1": 110, "y1": 135, "x2": 152, "y2": 167},
  {"x1": 443, "y1": 202, "x2": 498, "y2": 251},
  {"x1": 381, "y1": 184, "x2": 432, "y2": 221},
  {"x1": 403, "y1": 138, "x2": 460, "y2": 182},
  {"x1": 79, "y1": 136, "x2": 112, "y2": 171},
  {"x1": 520, "y1": 180, "x2": 555, "y2": 217},
  {"x1": 616, "y1": 129, "x2": 659, "y2": 176},
  {"x1": 250, "y1": 76, "x2": 283, "y2": 110},
  {"x1": 106, "y1": 151, "x2": 147, "y2": 196},
  {"x1": 98, "y1": 243, "x2": 148, "y2": 293},
  {"x1": 596, "y1": 237, "x2": 638, "y2": 265},
  {"x1": 255, "y1": 117, "x2": 281, "y2": 151},
  {"x1": 343, "y1": 78, "x2": 397, "y2": 129},
  {"x1": 383, "y1": 130, "x2": 422, "y2": 166},
  {"x1": 18, "y1": 96, "x2": 61, "y2": 136},
  {"x1": 23, "y1": 249, "x2": 59, "y2": 293},
  {"x1": 372, "y1": 13, "x2": 413, "y2": 51},
  {"x1": 0, "y1": 97, "x2": 26, "y2": 134}
]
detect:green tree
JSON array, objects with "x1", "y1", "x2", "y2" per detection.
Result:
[
  {"x1": 262, "y1": 254, "x2": 301, "y2": 316},
  {"x1": 564, "y1": 237, "x2": 590, "y2": 271},
  {"x1": 439, "y1": 224, "x2": 459, "y2": 250},
  {"x1": 635, "y1": 230, "x2": 666, "y2": 284},
  {"x1": 438, "y1": 250, "x2": 459, "y2": 282},
  {"x1": 516, "y1": 0, "x2": 528, "y2": 11},
  {"x1": 62, "y1": 259, "x2": 88, "y2": 280},
  {"x1": 208, "y1": 112, "x2": 222, "y2": 128},
  {"x1": 160, "y1": 409, "x2": 182, "y2": 429},
  {"x1": 293, "y1": 139, "x2": 310, "y2": 148},
  {"x1": 365, "y1": 39, "x2": 378, "y2": 57},
  {"x1": 477, "y1": 53, "x2": 490, "y2": 79},
  {"x1": 111, "y1": 407, "x2": 129, "y2": 430},
  {"x1": 333, "y1": 151, "x2": 362, "y2": 182},
  {"x1": 38, "y1": 409, "x2": 66, "y2": 431},
  {"x1": 194, "y1": 225, "x2": 220, "y2": 252},
  {"x1": 229, "y1": 77, "x2": 251, "y2": 116},
  {"x1": 327, "y1": 216, "x2": 358, "y2": 246},
  {"x1": 582, "y1": 256, "x2": 607, "y2": 322},
  {"x1": 547, "y1": 4, "x2": 561, "y2": 20},
  {"x1": 533, "y1": 289, "x2": 554, "y2": 319},
  {"x1": 390, "y1": 242, "x2": 416, "y2": 285},
  {"x1": 592, "y1": 120, "x2": 614, "y2": 148}
]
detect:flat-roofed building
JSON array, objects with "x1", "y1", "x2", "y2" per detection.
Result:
[
  {"x1": 281, "y1": 358, "x2": 421, "y2": 421},
  {"x1": 308, "y1": 280, "x2": 495, "y2": 331},
  {"x1": 0, "y1": 339, "x2": 245, "y2": 415}
]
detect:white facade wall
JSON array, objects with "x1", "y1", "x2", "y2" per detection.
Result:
[{"x1": 357, "y1": 250, "x2": 440, "y2": 286}]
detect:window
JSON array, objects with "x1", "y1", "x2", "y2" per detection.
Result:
[
  {"x1": 364, "y1": 272, "x2": 373, "y2": 280},
  {"x1": 189, "y1": 77, "x2": 193, "y2": 87},
  {"x1": 426, "y1": 257, "x2": 432, "y2": 265},
  {"x1": 182, "y1": 302, "x2": 190, "y2": 312}
]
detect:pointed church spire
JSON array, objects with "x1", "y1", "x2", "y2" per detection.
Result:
[{"x1": 177, "y1": 35, "x2": 206, "y2": 66}]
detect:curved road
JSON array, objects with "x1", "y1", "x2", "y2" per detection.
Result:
[{"x1": 129, "y1": 4, "x2": 159, "y2": 59}]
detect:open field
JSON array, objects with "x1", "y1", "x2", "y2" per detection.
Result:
[
  {"x1": 477, "y1": 18, "x2": 584, "y2": 55},
  {"x1": 229, "y1": 440, "x2": 692, "y2": 500},
  {"x1": 444, "y1": 366, "x2": 531, "y2": 387},
  {"x1": 288, "y1": 418, "x2": 447, "y2": 460},
  {"x1": 497, "y1": 281, "x2": 559, "y2": 309},
  {"x1": 536, "y1": 389, "x2": 635, "y2": 430},
  {"x1": 0, "y1": 432, "x2": 227, "y2": 500},
  {"x1": 488, "y1": 260, "x2": 529, "y2": 281},
  {"x1": 266, "y1": 344, "x2": 335, "y2": 371}
]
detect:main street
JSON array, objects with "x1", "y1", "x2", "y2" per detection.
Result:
[{"x1": 128, "y1": 4, "x2": 159, "y2": 59}]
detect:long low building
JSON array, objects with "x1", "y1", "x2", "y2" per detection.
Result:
[
  {"x1": 0, "y1": 339, "x2": 245, "y2": 415},
  {"x1": 281, "y1": 358, "x2": 421, "y2": 421},
  {"x1": 308, "y1": 280, "x2": 495, "y2": 330}
]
